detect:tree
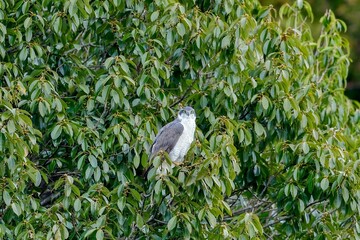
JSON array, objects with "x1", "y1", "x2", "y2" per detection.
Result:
[
  {"x1": 260, "y1": 0, "x2": 360, "y2": 101},
  {"x1": 0, "y1": 0, "x2": 359, "y2": 239}
]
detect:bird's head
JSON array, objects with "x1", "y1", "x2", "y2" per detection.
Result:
[{"x1": 178, "y1": 106, "x2": 196, "y2": 120}]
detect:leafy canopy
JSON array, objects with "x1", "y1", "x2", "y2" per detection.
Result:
[{"x1": 0, "y1": 0, "x2": 359, "y2": 239}]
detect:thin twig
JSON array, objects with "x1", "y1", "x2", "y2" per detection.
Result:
[
  {"x1": 63, "y1": 43, "x2": 96, "y2": 55},
  {"x1": 305, "y1": 199, "x2": 328, "y2": 210},
  {"x1": 40, "y1": 191, "x2": 62, "y2": 206},
  {"x1": 263, "y1": 215, "x2": 291, "y2": 228},
  {"x1": 223, "y1": 201, "x2": 266, "y2": 221}
]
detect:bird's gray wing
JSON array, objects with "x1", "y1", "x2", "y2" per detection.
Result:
[{"x1": 150, "y1": 119, "x2": 184, "y2": 158}]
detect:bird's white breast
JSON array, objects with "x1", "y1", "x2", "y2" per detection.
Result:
[{"x1": 169, "y1": 118, "x2": 196, "y2": 162}]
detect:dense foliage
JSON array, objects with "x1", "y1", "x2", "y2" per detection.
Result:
[
  {"x1": 0, "y1": 0, "x2": 359, "y2": 239},
  {"x1": 261, "y1": 0, "x2": 360, "y2": 101}
]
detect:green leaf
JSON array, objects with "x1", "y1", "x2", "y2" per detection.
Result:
[
  {"x1": 104, "y1": 57, "x2": 114, "y2": 68},
  {"x1": 136, "y1": 213, "x2": 144, "y2": 228},
  {"x1": 253, "y1": 164, "x2": 260, "y2": 176},
  {"x1": 342, "y1": 186, "x2": 349, "y2": 202},
  {"x1": 167, "y1": 30, "x2": 173, "y2": 46},
  {"x1": 74, "y1": 198, "x2": 81, "y2": 212},
  {"x1": 51, "y1": 125, "x2": 62, "y2": 139},
  {"x1": 207, "y1": 211, "x2": 217, "y2": 227},
  {"x1": 79, "y1": 84, "x2": 90, "y2": 94},
  {"x1": 119, "y1": 62, "x2": 130, "y2": 74},
  {"x1": 244, "y1": 128, "x2": 252, "y2": 145},
  {"x1": 130, "y1": 189, "x2": 141, "y2": 201},
  {"x1": 284, "y1": 201, "x2": 292, "y2": 212},
  {"x1": 167, "y1": 216, "x2": 177, "y2": 231},
  {"x1": 298, "y1": 199, "x2": 305, "y2": 212},
  {"x1": 22, "y1": 1, "x2": 30, "y2": 13},
  {"x1": 254, "y1": 121, "x2": 265, "y2": 137},
  {"x1": 3, "y1": 190, "x2": 11, "y2": 206},
  {"x1": 251, "y1": 214, "x2": 263, "y2": 235},
  {"x1": 154, "y1": 179, "x2": 162, "y2": 195},
  {"x1": 297, "y1": 0, "x2": 303, "y2": 9},
  {"x1": 84, "y1": 229, "x2": 97, "y2": 238},
  {"x1": 263, "y1": 39, "x2": 270, "y2": 54},
  {"x1": 19, "y1": 47, "x2": 29, "y2": 61},
  {"x1": 177, "y1": 22, "x2": 186, "y2": 37},
  {"x1": 103, "y1": 161, "x2": 109, "y2": 173},
  {"x1": 321, "y1": 178, "x2": 329, "y2": 191},
  {"x1": 283, "y1": 98, "x2": 291, "y2": 112},
  {"x1": 290, "y1": 184, "x2": 298, "y2": 198},
  {"x1": 94, "y1": 167, "x2": 101, "y2": 181},
  {"x1": 38, "y1": 101, "x2": 47, "y2": 117},
  {"x1": 53, "y1": 17, "x2": 61, "y2": 34},
  {"x1": 222, "y1": 201, "x2": 232, "y2": 216},
  {"x1": 334, "y1": 191, "x2": 342, "y2": 209},
  {"x1": 65, "y1": 183, "x2": 71, "y2": 197},
  {"x1": 24, "y1": 17, "x2": 32, "y2": 29},
  {"x1": 71, "y1": 184, "x2": 80, "y2": 197},
  {"x1": 96, "y1": 229, "x2": 104, "y2": 240},
  {"x1": 133, "y1": 154, "x2": 140, "y2": 168},
  {"x1": 0, "y1": 22, "x2": 6, "y2": 36},
  {"x1": 301, "y1": 114, "x2": 307, "y2": 128},
  {"x1": 302, "y1": 142, "x2": 309, "y2": 154},
  {"x1": 11, "y1": 202, "x2": 22, "y2": 216},
  {"x1": 35, "y1": 170, "x2": 42, "y2": 187},
  {"x1": 117, "y1": 197, "x2": 125, "y2": 211},
  {"x1": 113, "y1": 0, "x2": 121, "y2": 7},
  {"x1": 151, "y1": 11, "x2": 159, "y2": 22},
  {"x1": 221, "y1": 35, "x2": 231, "y2": 49},
  {"x1": 165, "y1": 179, "x2": 175, "y2": 196},
  {"x1": 239, "y1": 128, "x2": 245, "y2": 143},
  {"x1": 87, "y1": 98, "x2": 95, "y2": 112},
  {"x1": 7, "y1": 120, "x2": 16, "y2": 134},
  {"x1": 200, "y1": 95, "x2": 208, "y2": 108},
  {"x1": 89, "y1": 155, "x2": 98, "y2": 168},
  {"x1": 30, "y1": 197, "x2": 37, "y2": 210},
  {"x1": 261, "y1": 96, "x2": 269, "y2": 110}
]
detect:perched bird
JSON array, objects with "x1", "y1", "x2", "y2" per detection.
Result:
[{"x1": 150, "y1": 106, "x2": 196, "y2": 174}]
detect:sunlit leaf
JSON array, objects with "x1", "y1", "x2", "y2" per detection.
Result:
[
  {"x1": 176, "y1": 22, "x2": 186, "y2": 37},
  {"x1": 221, "y1": 35, "x2": 231, "y2": 49},
  {"x1": 3, "y1": 190, "x2": 11, "y2": 206},
  {"x1": 321, "y1": 178, "x2": 329, "y2": 191},
  {"x1": 167, "y1": 216, "x2": 177, "y2": 231}
]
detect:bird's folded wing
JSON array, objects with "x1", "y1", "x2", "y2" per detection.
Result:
[{"x1": 150, "y1": 120, "x2": 184, "y2": 158}]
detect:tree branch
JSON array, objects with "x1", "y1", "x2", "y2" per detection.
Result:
[
  {"x1": 305, "y1": 199, "x2": 328, "y2": 210},
  {"x1": 40, "y1": 191, "x2": 61, "y2": 206},
  {"x1": 223, "y1": 201, "x2": 268, "y2": 221},
  {"x1": 263, "y1": 215, "x2": 291, "y2": 228}
]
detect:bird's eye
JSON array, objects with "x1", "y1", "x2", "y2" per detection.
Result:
[
  {"x1": 190, "y1": 109, "x2": 195, "y2": 115},
  {"x1": 179, "y1": 110, "x2": 184, "y2": 115}
]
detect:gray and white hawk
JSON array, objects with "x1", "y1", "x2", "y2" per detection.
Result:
[{"x1": 150, "y1": 106, "x2": 196, "y2": 173}]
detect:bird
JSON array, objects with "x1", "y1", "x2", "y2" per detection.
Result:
[{"x1": 150, "y1": 106, "x2": 196, "y2": 174}]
